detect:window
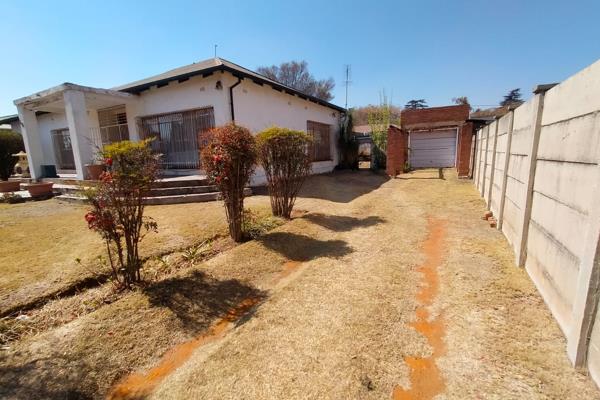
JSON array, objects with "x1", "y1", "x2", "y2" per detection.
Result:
[
  {"x1": 138, "y1": 107, "x2": 215, "y2": 169},
  {"x1": 307, "y1": 121, "x2": 331, "y2": 161},
  {"x1": 98, "y1": 105, "x2": 129, "y2": 144}
]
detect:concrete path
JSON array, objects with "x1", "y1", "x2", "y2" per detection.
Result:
[{"x1": 137, "y1": 169, "x2": 598, "y2": 399}]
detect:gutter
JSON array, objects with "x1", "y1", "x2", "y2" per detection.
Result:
[{"x1": 229, "y1": 76, "x2": 242, "y2": 123}]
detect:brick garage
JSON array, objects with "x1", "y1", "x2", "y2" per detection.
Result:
[{"x1": 386, "y1": 104, "x2": 473, "y2": 177}]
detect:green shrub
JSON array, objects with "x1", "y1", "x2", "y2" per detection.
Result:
[
  {"x1": 84, "y1": 139, "x2": 161, "y2": 289},
  {"x1": 0, "y1": 130, "x2": 24, "y2": 180},
  {"x1": 256, "y1": 126, "x2": 312, "y2": 219},
  {"x1": 201, "y1": 124, "x2": 257, "y2": 242}
]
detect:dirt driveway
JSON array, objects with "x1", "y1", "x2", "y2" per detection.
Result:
[
  {"x1": 144, "y1": 169, "x2": 598, "y2": 399},
  {"x1": 3, "y1": 169, "x2": 599, "y2": 399}
]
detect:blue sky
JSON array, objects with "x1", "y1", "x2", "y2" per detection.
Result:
[{"x1": 1, "y1": 0, "x2": 599, "y2": 116}]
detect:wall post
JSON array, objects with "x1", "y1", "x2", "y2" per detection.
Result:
[
  {"x1": 497, "y1": 110, "x2": 515, "y2": 230},
  {"x1": 516, "y1": 86, "x2": 550, "y2": 267},
  {"x1": 486, "y1": 120, "x2": 500, "y2": 207}
]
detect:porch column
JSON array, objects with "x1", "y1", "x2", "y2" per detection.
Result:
[
  {"x1": 125, "y1": 102, "x2": 140, "y2": 141},
  {"x1": 16, "y1": 105, "x2": 44, "y2": 180},
  {"x1": 64, "y1": 90, "x2": 93, "y2": 180}
]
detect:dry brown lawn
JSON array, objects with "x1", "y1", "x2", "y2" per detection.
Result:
[
  {"x1": 0, "y1": 196, "x2": 272, "y2": 315},
  {"x1": 1, "y1": 170, "x2": 599, "y2": 399}
]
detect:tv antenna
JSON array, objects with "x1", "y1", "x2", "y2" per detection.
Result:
[{"x1": 344, "y1": 65, "x2": 352, "y2": 109}]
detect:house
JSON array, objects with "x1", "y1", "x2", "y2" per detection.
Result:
[
  {"x1": 0, "y1": 114, "x2": 21, "y2": 133},
  {"x1": 386, "y1": 104, "x2": 475, "y2": 177},
  {"x1": 13, "y1": 58, "x2": 344, "y2": 183}
]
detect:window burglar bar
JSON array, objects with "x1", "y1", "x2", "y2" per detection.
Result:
[
  {"x1": 138, "y1": 107, "x2": 215, "y2": 169},
  {"x1": 307, "y1": 120, "x2": 331, "y2": 161}
]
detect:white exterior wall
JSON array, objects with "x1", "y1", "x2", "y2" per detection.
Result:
[
  {"x1": 135, "y1": 73, "x2": 230, "y2": 125},
  {"x1": 36, "y1": 113, "x2": 68, "y2": 166},
  {"x1": 231, "y1": 75, "x2": 340, "y2": 183},
  {"x1": 470, "y1": 59, "x2": 600, "y2": 382},
  {"x1": 28, "y1": 70, "x2": 341, "y2": 183}
]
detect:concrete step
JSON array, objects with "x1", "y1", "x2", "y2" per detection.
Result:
[
  {"x1": 147, "y1": 185, "x2": 218, "y2": 196},
  {"x1": 153, "y1": 178, "x2": 209, "y2": 188},
  {"x1": 57, "y1": 188, "x2": 252, "y2": 206}
]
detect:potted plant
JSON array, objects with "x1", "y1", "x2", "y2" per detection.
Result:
[
  {"x1": 85, "y1": 155, "x2": 106, "y2": 180},
  {"x1": 25, "y1": 182, "x2": 54, "y2": 198}
]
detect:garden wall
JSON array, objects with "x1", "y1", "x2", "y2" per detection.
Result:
[{"x1": 471, "y1": 59, "x2": 600, "y2": 383}]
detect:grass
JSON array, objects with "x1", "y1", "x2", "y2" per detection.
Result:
[
  {"x1": 1, "y1": 170, "x2": 599, "y2": 399},
  {"x1": 0, "y1": 196, "x2": 273, "y2": 315}
]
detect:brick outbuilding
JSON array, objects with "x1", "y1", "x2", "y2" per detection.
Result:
[{"x1": 386, "y1": 104, "x2": 474, "y2": 177}]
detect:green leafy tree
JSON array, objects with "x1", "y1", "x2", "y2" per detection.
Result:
[
  {"x1": 337, "y1": 111, "x2": 359, "y2": 170},
  {"x1": 0, "y1": 130, "x2": 24, "y2": 180},
  {"x1": 404, "y1": 99, "x2": 428, "y2": 109},
  {"x1": 257, "y1": 127, "x2": 312, "y2": 219},
  {"x1": 257, "y1": 61, "x2": 335, "y2": 101},
  {"x1": 368, "y1": 92, "x2": 398, "y2": 169},
  {"x1": 500, "y1": 89, "x2": 523, "y2": 106}
]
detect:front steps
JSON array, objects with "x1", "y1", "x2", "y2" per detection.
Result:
[{"x1": 51, "y1": 177, "x2": 251, "y2": 205}]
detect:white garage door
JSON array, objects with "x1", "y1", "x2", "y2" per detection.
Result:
[{"x1": 410, "y1": 129, "x2": 457, "y2": 168}]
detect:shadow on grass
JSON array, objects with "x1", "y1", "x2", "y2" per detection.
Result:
[
  {"x1": 296, "y1": 170, "x2": 389, "y2": 203},
  {"x1": 258, "y1": 232, "x2": 353, "y2": 261},
  {"x1": 0, "y1": 355, "x2": 95, "y2": 400},
  {"x1": 302, "y1": 213, "x2": 385, "y2": 232},
  {"x1": 142, "y1": 270, "x2": 266, "y2": 333}
]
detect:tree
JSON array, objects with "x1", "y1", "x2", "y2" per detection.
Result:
[
  {"x1": 351, "y1": 105, "x2": 402, "y2": 125},
  {"x1": 201, "y1": 124, "x2": 257, "y2": 242},
  {"x1": 452, "y1": 96, "x2": 470, "y2": 106},
  {"x1": 256, "y1": 127, "x2": 312, "y2": 219},
  {"x1": 368, "y1": 91, "x2": 398, "y2": 169},
  {"x1": 0, "y1": 130, "x2": 24, "y2": 180},
  {"x1": 257, "y1": 61, "x2": 335, "y2": 101},
  {"x1": 84, "y1": 140, "x2": 160, "y2": 289},
  {"x1": 500, "y1": 88, "x2": 523, "y2": 106},
  {"x1": 404, "y1": 99, "x2": 428, "y2": 109}
]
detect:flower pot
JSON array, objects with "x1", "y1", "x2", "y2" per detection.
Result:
[
  {"x1": 0, "y1": 180, "x2": 21, "y2": 192},
  {"x1": 86, "y1": 164, "x2": 105, "y2": 180},
  {"x1": 26, "y1": 182, "x2": 54, "y2": 198}
]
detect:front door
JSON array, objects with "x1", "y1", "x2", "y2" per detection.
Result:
[{"x1": 51, "y1": 128, "x2": 76, "y2": 171}]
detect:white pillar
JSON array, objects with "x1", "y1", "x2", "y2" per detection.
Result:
[
  {"x1": 64, "y1": 90, "x2": 93, "y2": 180},
  {"x1": 16, "y1": 105, "x2": 44, "y2": 180},
  {"x1": 125, "y1": 102, "x2": 140, "y2": 141},
  {"x1": 486, "y1": 120, "x2": 500, "y2": 208}
]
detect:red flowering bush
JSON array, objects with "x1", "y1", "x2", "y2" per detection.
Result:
[
  {"x1": 84, "y1": 140, "x2": 160, "y2": 288},
  {"x1": 201, "y1": 124, "x2": 257, "y2": 242},
  {"x1": 256, "y1": 127, "x2": 312, "y2": 218}
]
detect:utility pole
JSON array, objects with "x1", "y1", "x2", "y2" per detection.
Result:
[{"x1": 344, "y1": 65, "x2": 351, "y2": 109}]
